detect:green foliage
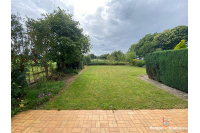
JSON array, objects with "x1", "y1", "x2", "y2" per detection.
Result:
[
  {"x1": 135, "y1": 60, "x2": 145, "y2": 67},
  {"x1": 145, "y1": 49, "x2": 188, "y2": 92},
  {"x1": 131, "y1": 59, "x2": 145, "y2": 67},
  {"x1": 24, "y1": 81, "x2": 65, "y2": 109},
  {"x1": 126, "y1": 51, "x2": 136, "y2": 64},
  {"x1": 106, "y1": 50, "x2": 125, "y2": 62},
  {"x1": 174, "y1": 39, "x2": 187, "y2": 49},
  {"x1": 88, "y1": 59, "x2": 126, "y2": 65},
  {"x1": 80, "y1": 56, "x2": 86, "y2": 69},
  {"x1": 85, "y1": 55, "x2": 91, "y2": 65},
  {"x1": 26, "y1": 7, "x2": 92, "y2": 71},
  {"x1": 99, "y1": 54, "x2": 110, "y2": 59},
  {"x1": 128, "y1": 25, "x2": 188, "y2": 58},
  {"x1": 89, "y1": 53, "x2": 96, "y2": 59}
]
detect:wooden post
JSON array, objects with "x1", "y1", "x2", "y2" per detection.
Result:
[{"x1": 32, "y1": 66, "x2": 35, "y2": 82}]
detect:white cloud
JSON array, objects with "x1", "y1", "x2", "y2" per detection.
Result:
[{"x1": 11, "y1": 0, "x2": 188, "y2": 55}]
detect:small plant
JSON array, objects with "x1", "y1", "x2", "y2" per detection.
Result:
[{"x1": 19, "y1": 99, "x2": 27, "y2": 108}]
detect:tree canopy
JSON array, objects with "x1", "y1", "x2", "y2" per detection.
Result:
[
  {"x1": 26, "y1": 7, "x2": 92, "y2": 70},
  {"x1": 128, "y1": 25, "x2": 188, "y2": 59}
]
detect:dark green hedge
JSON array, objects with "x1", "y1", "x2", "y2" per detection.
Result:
[{"x1": 145, "y1": 48, "x2": 188, "y2": 92}]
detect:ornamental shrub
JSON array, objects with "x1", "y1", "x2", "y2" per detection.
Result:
[{"x1": 174, "y1": 39, "x2": 187, "y2": 50}]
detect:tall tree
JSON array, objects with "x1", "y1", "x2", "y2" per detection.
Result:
[
  {"x1": 89, "y1": 53, "x2": 96, "y2": 59},
  {"x1": 26, "y1": 7, "x2": 92, "y2": 71},
  {"x1": 128, "y1": 25, "x2": 188, "y2": 58}
]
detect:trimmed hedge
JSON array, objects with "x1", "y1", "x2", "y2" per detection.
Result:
[
  {"x1": 88, "y1": 61, "x2": 126, "y2": 65},
  {"x1": 145, "y1": 48, "x2": 188, "y2": 92}
]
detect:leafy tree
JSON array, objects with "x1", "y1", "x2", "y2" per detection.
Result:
[
  {"x1": 109, "y1": 50, "x2": 125, "y2": 61},
  {"x1": 128, "y1": 25, "x2": 188, "y2": 58},
  {"x1": 154, "y1": 25, "x2": 188, "y2": 50},
  {"x1": 107, "y1": 54, "x2": 115, "y2": 63},
  {"x1": 85, "y1": 55, "x2": 91, "y2": 65},
  {"x1": 11, "y1": 14, "x2": 30, "y2": 105},
  {"x1": 174, "y1": 39, "x2": 187, "y2": 49},
  {"x1": 89, "y1": 53, "x2": 96, "y2": 59},
  {"x1": 126, "y1": 51, "x2": 136, "y2": 64},
  {"x1": 26, "y1": 7, "x2": 92, "y2": 71},
  {"x1": 129, "y1": 33, "x2": 158, "y2": 59},
  {"x1": 99, "y1": 54, "x2": 110, "y2": 59}
]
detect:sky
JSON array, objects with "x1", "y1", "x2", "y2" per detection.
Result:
[{"x1": 11, "y1": 0, "x2": 188, "y2": 56}]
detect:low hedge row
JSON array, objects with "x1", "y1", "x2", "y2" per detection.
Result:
[
  {"x1": 145, "y1": 48, "x2": 188, "y2": 92},
  {"x1": 89, "y1": 62, "x2": 126, "y2": 65}
]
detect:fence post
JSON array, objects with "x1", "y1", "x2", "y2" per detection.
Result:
[{"x1": 32, "y1": 66, "x2": 35, "y2": 82}]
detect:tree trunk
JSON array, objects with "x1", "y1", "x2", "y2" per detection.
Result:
[
  {"x1": 45, "y1": 66, "x2": 49, "y2": 79},
  {"x1": 59, "y1": 59, "x2": 65, "y2": 71}
]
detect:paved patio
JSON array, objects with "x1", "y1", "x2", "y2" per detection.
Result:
[{"x1": 11, "y1": 109, "x2": 188, "y2": 133}]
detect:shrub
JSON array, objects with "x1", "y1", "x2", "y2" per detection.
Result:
[
  {"x1": 135, "y1": 60, "x2": 145, "y2": 67},
  {"x1": 85, "y1": 55, "x2": 91, "y2": 65},
  {"x1": 62, "y1": 68, "x2": 78, "y2": 74},
  {"x1": 174, "y1": 39, "x2": 187, "y2": 50},
  {"x1": 131, "y1": 59, "x2": 145, "y2": 67},
  {"x1": 118, "y1": 62, "x2": 126, "y2": 65},
  {"x1": 145, "y1": 48, "x2": 188, "y2": 92},
  {"x1": 112, "y1": 62, "x2": 118, "y2": 65},
  {"x1": 126, "y1": 51, "x2": 136, "y2": 64}
]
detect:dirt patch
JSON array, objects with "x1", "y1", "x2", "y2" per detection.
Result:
[{"x1": 138, "y1": 75, "x2": 188, "y2": 101}]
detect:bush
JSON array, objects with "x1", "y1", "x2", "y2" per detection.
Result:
[
  {"x1": 126, "y1": 51, "x2": 136, "y2": 64},
  {"x1": 118, "y1": 62, "x2": 126, "y2": 65},
  {"x1": 174, "y1": 39, "x2": 187, "y2": 50},
  {"x1": 145, "y1": 48, "x2": 188, "y2": 92},
  {"x1": 85, "y1": 55, "x2": 91, "y2": 65},
  {"x1": 62, "y1": 68, "x2": 78, "y2": 74},
  {"x1": 131, "y1": 59, "x2": 145, "y2": 67}
]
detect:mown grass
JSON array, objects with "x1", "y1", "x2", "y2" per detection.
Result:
[{"x1": 43, "y1": 66, "x2": 188, "y2": 110}]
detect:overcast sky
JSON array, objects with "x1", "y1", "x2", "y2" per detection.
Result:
[{"x1": 11, "y1": 0, "x2": 188, "y2": 55}]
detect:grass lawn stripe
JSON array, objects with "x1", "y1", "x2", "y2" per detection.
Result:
[{"x1": 43, "y1": 66, "x2": 188, "y2": 110}]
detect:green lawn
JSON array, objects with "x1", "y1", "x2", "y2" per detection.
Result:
[{"x1": 43, "y1": 66, "x2": 188, "y2": 110}]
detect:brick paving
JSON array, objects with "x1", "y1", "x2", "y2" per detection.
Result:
[{"x1": 11, "y1": 109, "x2": 188, "y2": 133}]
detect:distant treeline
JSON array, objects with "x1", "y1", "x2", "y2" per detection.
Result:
[
  {"x1": 90, "y1": 25, "x2": 188, "y2": 61},
  {"x1": 128, "y1": 25, "x2": 188, "y2": 59}
]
